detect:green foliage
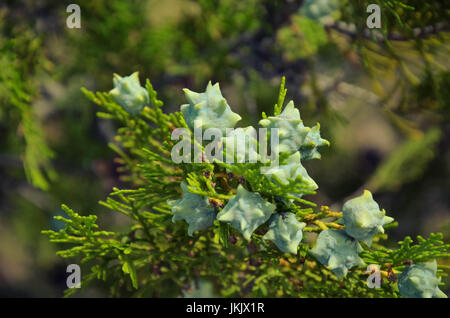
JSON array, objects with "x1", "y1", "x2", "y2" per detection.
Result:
[
  {"x1": 43, "y1": 76, "x2": 449, "y2": 297},
  {"x1": 278, "y1": 14, "x2": 329, "y2": 60},
  {"x1": 0, "y1": 0, "x2": 447, "y2": 298},
  {"x1": 0, "y1": 23, "x2": 56, "y2": 190},
  {"x1": 64, "y1": 0, "x2": 264, "y2": 85},
  {"x1": 361, "y1": 233, "x2": 450, "y2": 268}
]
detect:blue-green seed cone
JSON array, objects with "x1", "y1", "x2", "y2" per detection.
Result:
[{"x1": 109, "y1": 72, "x2": 149, "y2": 115}]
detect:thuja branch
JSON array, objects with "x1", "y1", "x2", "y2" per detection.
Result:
[{"x1": 44, "y1": 73, "x2": 449, "y2": 298}]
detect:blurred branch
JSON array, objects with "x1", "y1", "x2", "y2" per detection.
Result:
[{"x1": 325, "y1": 21, "x2": 449, "y2": 42}]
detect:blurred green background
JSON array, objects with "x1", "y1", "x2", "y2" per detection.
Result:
[{"x1": 0, "y1": 0, "x2": 449, "y2": 297}]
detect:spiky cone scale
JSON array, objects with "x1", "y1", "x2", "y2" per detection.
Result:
[
  {"x1": 342, "y1": 190, "x2": 394, "y2": 246},
  {"x1": 299, "y1": 123, "x2": 330, "y2": 160},
  {"x1": 309, "y1": 229, "x2": 365, "y2": 279},
  {"x1": 167, "y1": 182, "x2": 216, "y2": 236},
  {"x1": 264, "y1": 151, "x2": 318, "y2": 204},
  {"x1": 263, "y1": 213, "x2": 306, "y2": 254},
  {"x1": 398, "y1": 260, "x2": 447, "y2": 298},
  {"x1": 222, "y1": 126, "x2": 260, "y2": 163},
  {"x1": 180, "y1": 81, "x2": 241, "y2": 133},
  {"x1": 259, "y1": 101, "x2": 310, "y2": 154},
  {"x1": 265, "y1": 151, "x2": 318, "y2": 189},
  {"x1": 259, "y1": 101, "x2": 329, "y2": 158},
  {"x1": 109, "y1": 72, "x2": 150, "y2": 115},
  {"x1": 216, "y1": 185, "x2": 276, "y2": 240}
]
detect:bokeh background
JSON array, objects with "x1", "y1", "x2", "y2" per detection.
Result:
[{"x1": 0, "y1": 0, "x2": 449, "y2": 297}]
